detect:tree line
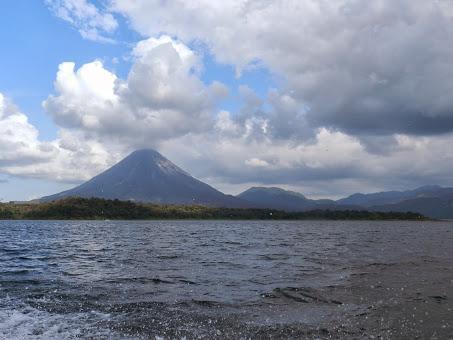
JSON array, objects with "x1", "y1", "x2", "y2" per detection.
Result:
[{"x1": 0, "y1": 197, "x2": 428, "y2": 221}]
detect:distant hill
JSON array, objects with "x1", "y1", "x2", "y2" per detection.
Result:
[
  {"x1": 238, "y1": 187, "x2": 315, "y2": 211},
  {"x1": 239, "y1": 185, "x2": 453, "y2": 218},
  {"x1": 237, "y1": 187, "x2": 352, "y2": 212},
  {"x1": 371, "y1": 196, "x2": 453, "y2": 220},
  {"x1": 41, "y1": 149, "x2": 246, "y2": 207},
  {"x1": 338, "y1": 185, "x2": 453, "y2": 219},
  {"x1": 337, "y1": 185, "x2": 445, "y2": 207}
]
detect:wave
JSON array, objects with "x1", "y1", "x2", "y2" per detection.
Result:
[
  {"x1": 261, "y1": 287, "x2": 343, "y2": 305},
  {"x1": 0, "y1": 298, "x2": 131, "y2": 340}
]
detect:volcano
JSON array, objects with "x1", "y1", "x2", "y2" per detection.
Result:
[{"x1": 41, "y1": 149, "x2": 245, "y2": 207}]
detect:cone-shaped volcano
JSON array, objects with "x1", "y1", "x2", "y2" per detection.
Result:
[{"x1": 41, "y1": 149, "x2": 244, "y2": 207}]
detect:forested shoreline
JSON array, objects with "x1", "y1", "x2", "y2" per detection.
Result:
[{"x1": 0, "y1": 197, "x2": 428, "y2": 221}]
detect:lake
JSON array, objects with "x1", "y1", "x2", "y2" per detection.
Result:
[{"x1": 0, "y1": 220, "x2": 452, "y2": 339}]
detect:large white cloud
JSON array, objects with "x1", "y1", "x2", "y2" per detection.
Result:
[
  {"x1": 43, "y1": 36, "x2": 227, "y2": 148},
  {"x1": 0, "y1": 93, "x2": 53, "y2": 167},
  {"x1": 0, "y1": 92, "x2": 118, "y2": 183}
]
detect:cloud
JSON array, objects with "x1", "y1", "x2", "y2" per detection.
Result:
[
  {"x1": 46, "y1": 0, "x2": 118, "y2": 43},
  {"x1": 0, "y1": 93, "x2": 53, "y2": 167},
  {"x1": 43, "y1": 36, "x2": 227, "y2": 148},
  {"x1": 0, "y1": 92, "x2": 119, "y2": 183},
  {"x1": 245, "y1": 158, "x2": 270, "y2": 168},
  {"x1": 111, "y1": 0, "x2": 453, "y2": 137},
  {"x1": 159, "y1": 124, "x2": 453, "y2": 197},
  {"x1": 4, "y1": 77, "x2": 453, "y2": 199}
]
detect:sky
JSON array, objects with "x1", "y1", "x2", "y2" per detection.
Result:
[{"x1": 1, "y1": 0, "x2": 453, "y2": 201}]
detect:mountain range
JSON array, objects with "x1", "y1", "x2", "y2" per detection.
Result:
[
  {"x1": 42, "y1": 149, "x2": 453, "y2": 219},
  {"x1": 237, "y1": 187, "x2": 350, "y2": 211}
]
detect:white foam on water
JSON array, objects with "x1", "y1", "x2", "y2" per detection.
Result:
[{"x1": 0, "y1": 298, "x2": 135, "y2": 340}]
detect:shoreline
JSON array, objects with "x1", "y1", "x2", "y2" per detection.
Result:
[{"x1": 0, "y1": 197, "x2": 429, "y2": 221}]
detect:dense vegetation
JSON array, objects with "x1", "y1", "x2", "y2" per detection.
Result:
[{"x1": 0, "y1": 197, "x2": 428, "y2": 220}]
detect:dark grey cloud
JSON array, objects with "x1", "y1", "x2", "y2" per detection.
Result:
[{"x1": 112, "y1": 0, "x2": 453, "y2": 138}]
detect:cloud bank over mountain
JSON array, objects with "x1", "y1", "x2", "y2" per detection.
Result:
[{"x1": 3, "y1": 0, "x2": 453, "y2": 197}]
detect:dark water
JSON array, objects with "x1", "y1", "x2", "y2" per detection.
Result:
[{"x1": 0, "y1": 220, "x2": 452, "y2": 339}]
